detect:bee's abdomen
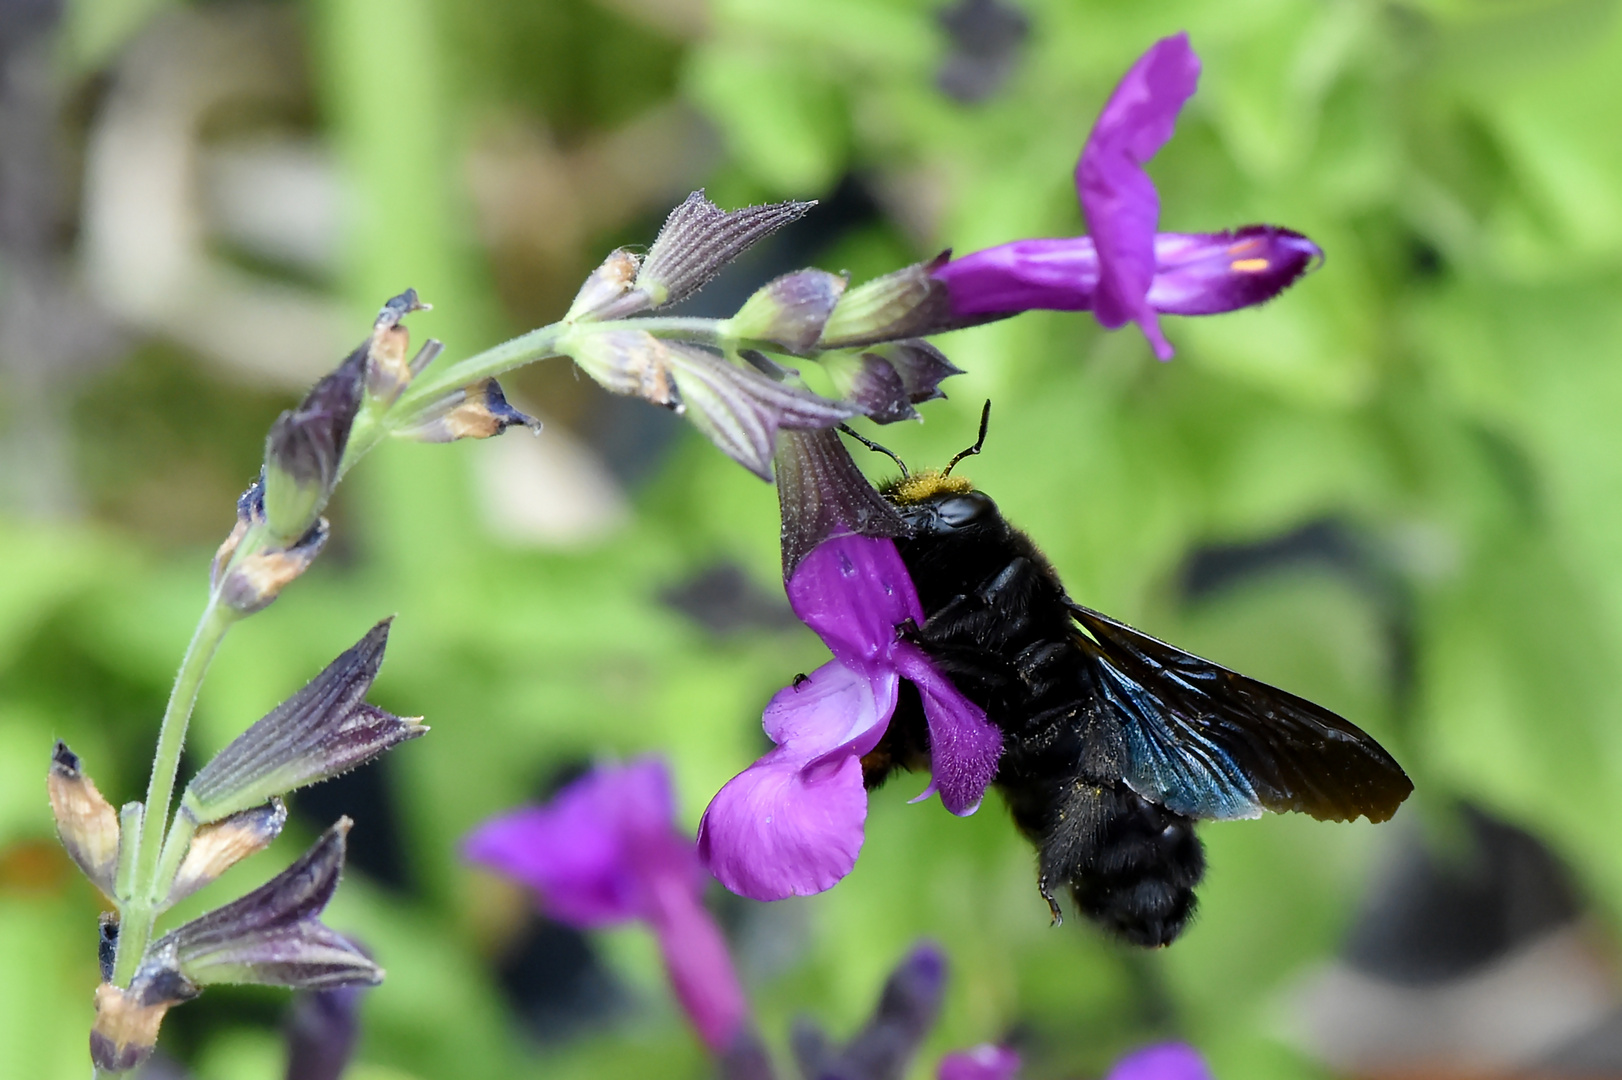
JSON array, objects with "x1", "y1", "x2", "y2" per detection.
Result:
[{"x1": 1057, "y1": 784, "x2": 1204, "y2": 947}]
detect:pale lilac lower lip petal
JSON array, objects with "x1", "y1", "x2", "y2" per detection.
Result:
[
  {"x1": 939, "y1": 1045, "x2": 1022, "y2": 1080},
  {"x1": 1146, "y1": 227, "x2": 1323, "y2": 315},
  {"x1": 697, "y1": 750, "x2": 869, "y2": 901},
  {"x1": 1106, "y1": 1043, "x2": 1213, "y2": 1080},
  {"x1": 765, "y1": 660, "x2": 895, "y2": 764},
  {"x1": 894, "y1": 644, "x2": 1002, "y2": 816}
]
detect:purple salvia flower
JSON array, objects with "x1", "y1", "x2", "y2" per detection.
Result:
[
  {"x1": 937, "y1": 1045, "x2": 1022, "y2": 1080},
  {"x1": 1107, "y1": 1044, "x2": 1214, "y2": 1080},
  {"x1": 931, "y1": 33, "x2": 1323, "y2": 360},
  {"x1": 697, "y1": 535, "x2": 1002, "y2": 901},
  {"x1": 463, "y1": 759, "x2": 749, "y2": 1054}
]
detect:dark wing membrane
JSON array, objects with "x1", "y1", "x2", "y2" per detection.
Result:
[{"x1": 1068, "y1": 603, "x2": 1413, "y2": 824}]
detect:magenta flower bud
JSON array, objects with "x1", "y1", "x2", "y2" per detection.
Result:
[
  {"x1": 930, "y1": 33, "x2": 1324, "y2": 359},
  {"x1": 464, "y1": 759, "x2": 750, "y2": 1055}
]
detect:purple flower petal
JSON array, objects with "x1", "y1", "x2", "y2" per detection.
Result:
[
  {"x1": 934, "y1": 238, "x2": 1100, "y2": 316},
  {"x1": 787, "y1": 535, "x2": 926, "y2": 675},
  {"x1": 1077, "y1": 32, "x2": 1201, "y2": 360},
  {"x1": 894, "y1": 643, "x2": 1001, "y2": 816},
  {"x1": 699, "y1": 662, "x2": 890, "y2": 900},
  {"x1": 644, "y1": 871, "x2": 750, "y2": 1052},
  {"x1": 939, "y1": 1045, "x2": 1022, "y2": 1080},
  {"x1": 1106, "y1": 1043, "x2": 1214, "y2": 1080},
  {"x1": 463, "y1": 758, "x2": 692, "y2": 927},
  {"x1": 1146, "y1": 227, "x2": 1323, "y2": 314}
]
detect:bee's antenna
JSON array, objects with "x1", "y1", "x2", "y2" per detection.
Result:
[
  {"x1": 837, "y1": 423, "x2": 909, "y2": 478},
  {"x1": 943, "y1": 400, "x2": 992, "y2": 477}
]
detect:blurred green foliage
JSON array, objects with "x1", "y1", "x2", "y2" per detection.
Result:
[{"x1": 10, "y1": 0, "x2": 1622, "y2": 1077}]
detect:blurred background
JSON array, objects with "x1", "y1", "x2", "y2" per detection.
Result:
[{"x1": 5, "y1": 0, "x2": 1622, "y2": 1077}]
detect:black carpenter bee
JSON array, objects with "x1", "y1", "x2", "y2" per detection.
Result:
[{"x1": 844, "y1": 405, "x2": 1413, "y2": 947}]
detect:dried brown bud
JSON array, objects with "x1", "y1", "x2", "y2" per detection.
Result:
[
  {"x1": 393, "y1": 378, "x2": 541, "y2": 443},
  {"x1": 567, "y1": 248, "x2": 647, "y2": 322},
  {"x1": 218, "y1": 518, "x2": 330, "y2": 615},
  {"x1": 365, "y1": 289, "x2": 435, "y2": 405},
  {"x1": 565, "y1": 329, "x2": 681, "y2": 408},
  {"x1": 165, "y1": 800, "x2": 288, "y2": 910},
  {"x1": 90, "y1": 982, "x2": 180, "y2": 1072},
  {"x1": 48, "y1": 741, "x2": 120, "y2": 898}
]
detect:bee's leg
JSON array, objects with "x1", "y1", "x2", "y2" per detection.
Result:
[{"x1": 1038, "y1": 875, "x2": 1065, "y2": 927}]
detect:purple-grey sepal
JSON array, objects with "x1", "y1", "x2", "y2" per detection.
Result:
[
  {"x1": 47, "y1": 740, "x2": 121, "y2": 899},
  {"x1": 721, "y1": 1028, "x2": 781, "y2": 1080},
  {"x1": 816, "y1": 253, "x2": 961, "y2": 350},
  {"x1": 728, "y1": 269, "x2": 848, "y2": 355},
  {"x1": 791, "y1": 943, "x2": 946, "y2": 1080},
  {"x1": 636, "y1": 191, "x2": 816, "y2": 308},
  {"x1": 775, "y1": 429, "x2": 906, "y2": 578},
  {"x1": 164, "y1": 799, "x2": 288, "y2": 910},
  {"x1": 365, "y1": 288, "x2": 437, "y2": 405},
  {"x1": 184, "y1": 620, "x2": 425, "y2": 824},
  {"x1": 263, "y1": 345, "x2": 365, "y2": 543},
  {"x1": 393, "y1": 378, "x2": 541, "y2": 443},
  {"x1": 135, "y1": 819, "x2": 380, "y2": 998},
  {"x1": 665, "y1": 344, "x2": 858, "y2": 480},
  {"x1": 819, "y1": 340, "x2": 963, "y2": 424}
]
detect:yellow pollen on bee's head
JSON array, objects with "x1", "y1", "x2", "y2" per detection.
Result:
[
  {"x1": 1230, "y1": 258, "x2": 1270, "y2": 273},
  {"x1": 889, "y1": 469, "x2": 975, "y2": 504}
]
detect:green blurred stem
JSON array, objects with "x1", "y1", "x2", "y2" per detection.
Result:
[{"x1": 110, "y1": 595, "x2": 237, "y2": 987}]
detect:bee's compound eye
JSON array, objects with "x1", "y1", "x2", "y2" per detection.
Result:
[{"x1": 934, "y1": 492, "x2": 995, "y2": 528}]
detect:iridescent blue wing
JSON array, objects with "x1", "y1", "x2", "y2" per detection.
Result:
[{"x1": 1068, "y1": 603, "x2": 1412, "y2": 824}]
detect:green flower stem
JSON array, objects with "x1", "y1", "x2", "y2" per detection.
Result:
[{"x1": 110, "y1": 594, "x2": 238, "y2": 987}]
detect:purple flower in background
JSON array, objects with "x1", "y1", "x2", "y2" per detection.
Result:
[
  {"x1": 1106, "y1": 1043, "x2": 1215, "y2": 1080},
  {"x1": 938, "y1": 1045, "x2": 1022, "y2": 1080},
  {"x1": 932, "y1": 32, "x2": 1323, "y2": 359},
  {"x1": 463, "y1": 759, "x2": 748, "y2": 1054},
  {"x1": 698, "y1": 535, "x2": 1002, "y2": 901}
]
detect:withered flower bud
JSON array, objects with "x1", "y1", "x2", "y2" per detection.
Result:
[
  {"x1": 217, "y1": 518, "x2": 330, "y2": 616},
  {"x1": 775, "y1": 429, "x2": 906, "y2": 577},
  {"x1": 726, "y1": 269, "x2": 848, "y2": 355},
  {"x1": 817, "y1": 253, "x2": 957, "y2": 349},
  {"x1": 263, "y1": 347, "x2": 365, "y2": 543},
  {"x1": 184, "y1": 620, "x2": 424, "y2": 825},
  {"x1": 48, "y1": 741, "x2": 120, "y2": 899},
  {"x1": 138, "y1": 819, "x2": 380, "y2": 993},
  {"x1": 565, "y1": 329, "x2": 680, "y2": 407},
  {"x1": 636, "y1": 191, "x2": 816, "y2": 308},
  {"x1": 90, "y1": 981, "x2": 191, "y2": 1072},
  {"x1": 165, "y1": 799, "x2": 288, "y2": 910},
  {"x1": 566, "y1": 248, "x2": 646, "y2": 322},
  {"x1": 365, "y1": 288, "x2": 437, "y2": 405},
  {"x1": 393, "y1": 378, "x2": 541, "y2": 443},
  {"x1": 818, "y1": 339, "x2": 964, "y2": 424}
]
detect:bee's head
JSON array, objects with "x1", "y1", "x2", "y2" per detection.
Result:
[{"x1": 884, "y1": 472, "x2": 1000, "y2": 536}]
